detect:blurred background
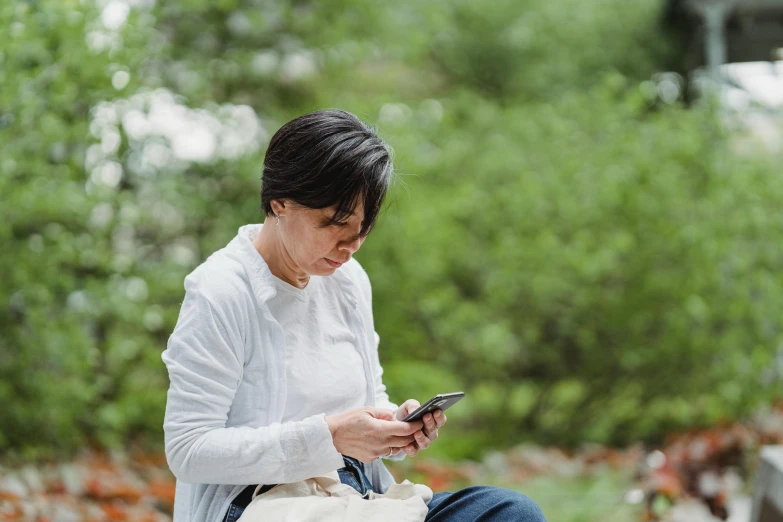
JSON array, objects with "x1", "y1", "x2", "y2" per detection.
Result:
[{"x1": 2, "y1": 0, "x2": 783, "y2": 520}]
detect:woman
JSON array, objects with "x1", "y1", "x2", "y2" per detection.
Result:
[{"x1": 161, "y1": 109, "x2": 547, "y2": 522}]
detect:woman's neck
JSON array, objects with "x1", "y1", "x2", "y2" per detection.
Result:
[{"x1": 252, "y1": 222, "x2": 310, "y2": 289}]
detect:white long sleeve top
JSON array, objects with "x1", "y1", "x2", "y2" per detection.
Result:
[
  {"x1": 161, "y1": 223, "x2": 405, "y2": 522},
  {"x1": 268, "y1": 274, "x2": 368, "y2": 422}
]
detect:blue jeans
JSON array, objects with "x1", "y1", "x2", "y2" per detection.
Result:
[
  {"x1": 223, "y1": 455, "x2": 547, "y2": 521},
  {"x1": 336, "y1": 455, "x2": 376, "y2": 496}
]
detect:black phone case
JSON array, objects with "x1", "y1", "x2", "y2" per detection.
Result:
[{"x1": 401, "y1": 392, "x2": 464, "y2": 422}]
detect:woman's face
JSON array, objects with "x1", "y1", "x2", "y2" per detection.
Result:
[{"x1": 276, "y1": 200, "x2": 366, "y2": 276}]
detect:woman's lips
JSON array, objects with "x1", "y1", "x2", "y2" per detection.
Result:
[{"x1": 325, "y1": 258, "x2": 343, "y2": 268}]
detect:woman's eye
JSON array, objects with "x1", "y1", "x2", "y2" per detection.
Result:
[{"x1": 322, "y1": 219, "x2": 347, "y2": 227}]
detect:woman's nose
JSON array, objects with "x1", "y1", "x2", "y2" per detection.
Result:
[{"x1": 340, "y1": 235, "x2": 364, "y2": 254}]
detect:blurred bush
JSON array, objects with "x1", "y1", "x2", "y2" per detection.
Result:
[
  {"x1": 2, "y1": 0, "x2": 782, "y2": 459},
  {"x1": 367, "y1": 89, "x2": 783, "y2": 456}
]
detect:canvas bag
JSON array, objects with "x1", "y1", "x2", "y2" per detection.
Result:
[{"x1": 237, "y1": 470, "x2": 434, "y2": 522}]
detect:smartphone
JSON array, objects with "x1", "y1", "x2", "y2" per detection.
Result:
[{"x1": 401, "y1": 392, "x2": 465, "y2": 422}]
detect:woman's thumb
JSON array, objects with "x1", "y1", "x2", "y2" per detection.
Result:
[{"x1": 371, "y1": 407, "x2": 397, "y2": 421}]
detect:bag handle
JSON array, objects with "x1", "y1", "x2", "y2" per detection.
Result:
[{"x1": 251, "y1": 471, "x2": 363, "y2": 500}]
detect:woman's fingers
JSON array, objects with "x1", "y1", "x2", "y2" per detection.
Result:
[
  {"x1": 423, "y1": 413, "x2": 435, "y2": 431},
  {"x1": 422, "y1": 411, "x2": 445, "y2": 436},
  {"x1": 414, "y1": 430, "x2": 429, "y2": 449},
  {"x1": 382, "y1": 418, "x2": 423, "y2": 436},
  {"x1": 434, "y1": 409, "x2": 446, "y2": 427},
  {"x1": 390, "y1": 434, "x2": 417, "y2": 447},
  {"x1": 396, "y1": 399, "x2": 421, "y2": 422},
  {"x1": 405, "y1": 442, "x2": 418, "y2": 456},
  {"x1": 384, "y1": 414, "x2": 446, "y2": 457},
  {"x1": 421, "y1": 421, "x2": 438, "y2": 442}
]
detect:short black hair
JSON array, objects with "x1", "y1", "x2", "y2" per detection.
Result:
[{"x1": 260, "y1": 109, "x2": 395, "y2": 238}]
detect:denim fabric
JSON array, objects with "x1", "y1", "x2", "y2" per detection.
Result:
[
  {"x1": 336, "y1": 455, "x2": 375, "y2": 497},
  {"x1": 425, "y1": 486, "x2": 547, "y2": 522}
]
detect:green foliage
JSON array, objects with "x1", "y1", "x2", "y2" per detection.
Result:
[
  {"x1": 2, "y1": 0, "x2": 782, "y2": 459},
  {"x1": 367, "y1": 87, "x2": 783, "y2": 449},
  {"x1": 430, "y1": 0, "x2": 671, "y2": 99}
]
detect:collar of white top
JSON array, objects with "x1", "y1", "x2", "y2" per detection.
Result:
[
  {"x1": 225, "y1": 223, "x2": 357, "y2": 310},
  {"x1": 271, "y1": 273, "x2": 319, "y2": 300}
]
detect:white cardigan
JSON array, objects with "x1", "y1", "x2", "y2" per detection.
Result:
[{"x1": 161, "y1": 223, "x2": 405, "y2": 522}]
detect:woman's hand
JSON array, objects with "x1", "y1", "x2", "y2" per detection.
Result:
[
  {"x1": 325, "y1": 407, "x2": 423, "y2": 464},
  {"x1": 393, "y1": 399, "x2": 448, "y2": 457}
]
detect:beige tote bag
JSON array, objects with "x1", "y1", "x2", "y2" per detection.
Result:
[{"x1": 237, "y1": 470, "x2": 434, "y2": 522}]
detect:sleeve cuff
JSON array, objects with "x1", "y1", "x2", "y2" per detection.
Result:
[{"x1": 307, "y1": 413, "x2": 348, "y2": 472}]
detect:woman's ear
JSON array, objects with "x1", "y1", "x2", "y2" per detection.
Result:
[{"x1": 269, "y1": 199, "x2": 287, "y2": 217}]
